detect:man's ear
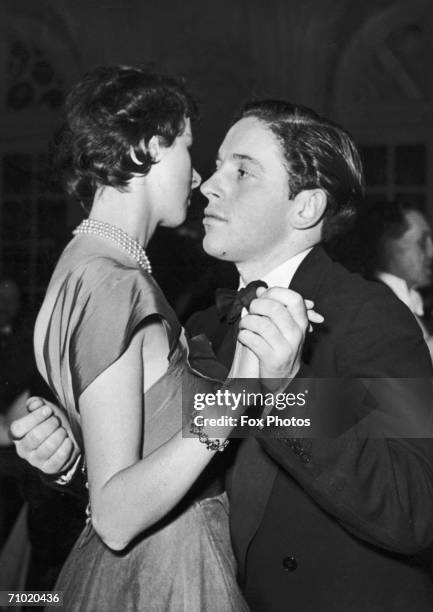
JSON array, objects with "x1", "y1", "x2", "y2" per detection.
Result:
[
  {"x1": 129, "y1": 136, "x2": 162, "y2": 166},
  {"x1": 289, "y1": 189, "x2": 327, "y2": 229}
]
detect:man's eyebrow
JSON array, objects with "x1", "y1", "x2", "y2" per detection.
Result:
[
  {"x1": 232, "y1": 153, "x2": 263, "y2": 168},
  {"x1": 215, "y1": 152, "x2": 264, "y2": 170}
]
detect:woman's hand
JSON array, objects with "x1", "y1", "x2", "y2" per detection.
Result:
[{"x1": 229, "y1": 342, "x2": 260, "y2": 380}]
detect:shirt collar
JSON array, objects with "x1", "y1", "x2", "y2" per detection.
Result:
[
  {"x1": 376, "y1": 271, "x2": 424, "y2": 316},
  {"x1": 238, "y1": 248, "x2": 313, "y2": 290}
]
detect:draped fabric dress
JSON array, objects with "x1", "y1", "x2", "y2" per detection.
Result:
[{"x1": 38, "y1": 235, "x2": 248, "y2": 612}]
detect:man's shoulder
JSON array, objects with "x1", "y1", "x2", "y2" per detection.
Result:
[
  {"x1": 311, "y1": 253, "x2": 432, "y2": 376},
  {"x1": 320, "y1": 256, "x2": 407, "y2": 314},
  {"x1": 295, "y1": 246, "x2": 397, "y2": 314},
  {"x1": 320, "y1": 257, "x2": 428, "y2": 352}
]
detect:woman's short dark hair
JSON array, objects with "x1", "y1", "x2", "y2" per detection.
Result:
[
  {"x1": 56, "y1": 65, "x2": 198, "y2": 206},
  {"x1": 235, "y1": 100, "x2": 365, "y2": 241}
]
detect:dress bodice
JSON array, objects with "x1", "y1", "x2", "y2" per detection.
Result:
[{"x1": 38, "y1": 234, "x2": 225, "y2": 455}]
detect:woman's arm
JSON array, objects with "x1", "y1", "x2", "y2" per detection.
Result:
[{"x1": 82, "y1": 320, "x2": 235, "y2": 551}]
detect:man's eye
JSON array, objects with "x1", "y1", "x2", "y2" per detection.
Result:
[{"x1": 238, "y1": 168, "x2": 249, "y2": 178}]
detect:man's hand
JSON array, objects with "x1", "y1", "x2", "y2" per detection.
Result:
[
  {"x1": 0, "y1": 390, "x2": 30, "y2": 446},
  {"x1": 238, "y1": 286, "x2": 323, "y2": 383},
  {"x1": 9, "y1": 397, "x2": 79, "y2": 475}
]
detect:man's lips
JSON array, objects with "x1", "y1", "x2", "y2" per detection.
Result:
[{"x1": 203, "y1": 212, "x2": 227, "y2": 224}]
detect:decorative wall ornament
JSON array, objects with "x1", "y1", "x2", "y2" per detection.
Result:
[
  {"x1": 332, "y1": 0, "x2": 431, "y2": 110},
  {"x1": 6, "y1": 37, "x2": 64, "y2": 112}
]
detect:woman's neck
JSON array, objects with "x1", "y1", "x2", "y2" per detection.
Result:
[{"x1": 89, "y1": 185, "x2": 157, "y2": 248}]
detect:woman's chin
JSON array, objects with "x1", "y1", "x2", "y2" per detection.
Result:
[{"x1": 160, "y1": 211, "x2": 188, "y2": 229}]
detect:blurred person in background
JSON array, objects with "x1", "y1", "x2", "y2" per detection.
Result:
[{"x1": 330, "y1": 201, "x2": 433, "y2": 360}]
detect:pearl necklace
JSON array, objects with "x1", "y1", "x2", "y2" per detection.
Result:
[{"x1": 72, "y1": 219, "x2": 152, "y2": 274}]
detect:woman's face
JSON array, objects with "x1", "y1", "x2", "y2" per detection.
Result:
[{"x1": 157, "y1": 118, "x2": 201, "y2": 227}]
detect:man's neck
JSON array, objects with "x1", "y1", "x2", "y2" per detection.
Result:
[{"x1": 236, "y1": 242, "x2": 318, "y2": 284}]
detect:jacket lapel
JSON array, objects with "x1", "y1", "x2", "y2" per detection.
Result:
[{"x1": 228, "y1": 245, "x2": 334, "y2": 577}]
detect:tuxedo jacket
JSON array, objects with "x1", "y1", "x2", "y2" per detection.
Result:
[{"x1": 186, "y1": 246, "x2": 433, "y2": 612}]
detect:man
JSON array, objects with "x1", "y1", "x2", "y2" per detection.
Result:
[
  {"x1": 355, "y1": 201, "x2": 433, "y2": 359},
  {"x1": 11, "y1": 101, "x2": 433, "y2": 610},
  {"x1": 375, "y1": 203, "x2": 433, "y2": 293}
]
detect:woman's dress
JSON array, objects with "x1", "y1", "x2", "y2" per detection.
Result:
[{"x1": 39, "y1": 235, "x2": 248, "y2": 611}]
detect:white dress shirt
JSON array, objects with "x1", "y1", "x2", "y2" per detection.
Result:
[
  {"x1": 375, "y1": 271, "x2": 424, "y2": 316},
  {"x1": 232, "y1": 248, "x2": 313, "y2": 379},
  {"x1": 238, "y1": 248, "x2": 313, "y2": 291}
]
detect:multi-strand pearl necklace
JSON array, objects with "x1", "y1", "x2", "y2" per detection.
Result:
[{"x1": 72, "y1": 219, "x2": 152, "y2": 274}]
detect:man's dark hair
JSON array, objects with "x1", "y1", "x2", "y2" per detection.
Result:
[
  {"x1": 56, "y1": 65, "x2": 198, "y2": 207},
  {"x1": 235, "y1": 100, "x2": 365, "y2": 241}
]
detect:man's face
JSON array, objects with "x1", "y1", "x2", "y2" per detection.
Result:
[
  {"x1": 387, "y1": 210, "x2": 433, "y2": 288},
  {"x1": 200, "y1": 117, "x2": 293, "y2": 268}
]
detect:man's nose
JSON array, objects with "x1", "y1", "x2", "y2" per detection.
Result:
[
  {"x1": 200, "y1": 172, "x2": 220, "y2": 199},
  {"x1": 191, "y1": 168, "x2": 201, "y2": 189}
]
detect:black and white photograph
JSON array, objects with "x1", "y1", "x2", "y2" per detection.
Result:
[{"x1": 1, "y1": 1, "x2": 433, "y2": 610}]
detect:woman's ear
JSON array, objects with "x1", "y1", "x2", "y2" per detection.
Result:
[
  {"x1": 290, "y1": 189, "x2": 327, "y2": 229},
  {"x1": 147, "y1": 135, "x2": 162, "y2": 162},
  {"x1": 129, "y1": 136, "x2": 162, "y2": 166}
]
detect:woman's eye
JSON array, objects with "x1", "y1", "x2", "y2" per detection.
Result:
[{"x1": 238, "y1": 168, "x2": 249, "y2": 178}]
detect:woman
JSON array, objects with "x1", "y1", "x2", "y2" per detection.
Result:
[{"x1": 33, "y1": 65, "x2": 311, "y2": 611}]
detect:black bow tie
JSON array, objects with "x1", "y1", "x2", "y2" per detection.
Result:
[{"x1": 215, "y1": 280, "x2": 268, "y2": 324}]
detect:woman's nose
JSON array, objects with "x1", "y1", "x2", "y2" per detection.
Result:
[{"x1": 191, "y1": 168, "x2": 201, "y2": 189}]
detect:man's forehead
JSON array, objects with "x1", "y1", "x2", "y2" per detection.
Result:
[
  {"x1": 217, "y1": 116, "x2": 280, "y2": 160},
  {"x1": 398, "y1": 210, "x2": 431, "y2": 243}
]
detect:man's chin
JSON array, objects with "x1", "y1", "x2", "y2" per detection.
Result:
[
  {"x1": 202, "y1": 235, "x2": 217, "y2": 256},
  {"x1": 202, "y1": 234, "x2": 230, "y2": 260}
]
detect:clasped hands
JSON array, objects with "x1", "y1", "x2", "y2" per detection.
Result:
[
  {"x1": 232, "y1": 286, "x2": 323, "y2": 386},
  {"x1": 9, "y1": 286, "x2": 323, "y2": 476}
]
